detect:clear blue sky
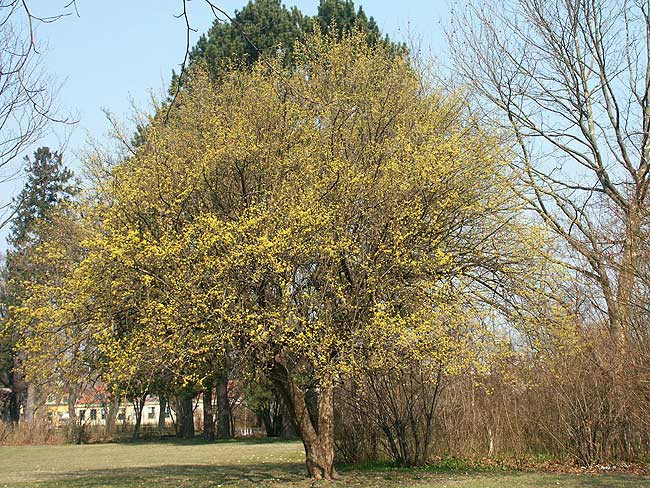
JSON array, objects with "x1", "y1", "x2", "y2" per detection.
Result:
[{"x1": 0, "y1": 0, "x2": 450, "y2": 249}]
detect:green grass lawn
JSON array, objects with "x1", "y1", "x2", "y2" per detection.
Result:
[{"x1": 0, "y1": 439, "x2": 648, "y2": 487}]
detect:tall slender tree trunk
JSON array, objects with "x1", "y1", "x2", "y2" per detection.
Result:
[
  {"x1": 157, "y1": 396, "x2": 167, "y2": 433},
  {"x1": 280, "y1": 404, "x2": 296, "y2": 439},
  {"x1": 23, "y1": 383, "x2": 37, "y2": 422},
  {"x1": 216, "y1": 374, "x2": 232, "y2": 439},
  {"x1": 259, "y1": 393, "x2": 292, "y2": 438},
  {"x1": 67, "y1": 387, "x2": 79, "y2": 420},
  {"x1": 176, "y1": 395, "x2": 195, "y2": 439},
  {"x1": 614, "y1": 205, "x2": 641, "y2": 344},
  {"x1": 131, "y1": 393, "x2": 147, "y2": 440},
  {"x1": 272, "y1": 362, "x2": 337, "y2": 480},
  {"x1": 0, "y1": 388, "x2": 8, "y2": 421},
  {"x1": 8, "y1": 371, "x2": 19, "y2": 422},
  {"x1": 132, "y1": 406, "x2": 143, "y2": 440},
  {"x1": 260, "y1": 409, "x2": 275, "y2": 437},
  {"x1": 203, "y1": 385, "x2": 215, "y2": 440},
  {"x1": 106, "y1": 395, "x2": 119, "y2": 434}
]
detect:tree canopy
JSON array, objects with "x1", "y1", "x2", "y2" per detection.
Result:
[
  {"x1": 8, "y1": 31, "x2": 545, "y2": 477},
  {"x1": 179, "y1": 0, "x2": 402, "y2": 81}
]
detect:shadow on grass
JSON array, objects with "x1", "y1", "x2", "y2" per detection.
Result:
[
  {"x1": 32, "y1": 464, "x2": 650, "y2": 488},
  {"x1": 337, "y1": 463, "x2": 650, "y2": 488},
  {"x1": 508, "y1": 473, "x2": 650, "y2": 488},
  {"x1": 30, "y1": 462, "x2": 307, "y2": 488},
  {"x1": 339, "y1": 458, "x2": 513, "y2": 474},
  {"x1": 101, "y1": 435, "x2": 299, "y2": 447}
]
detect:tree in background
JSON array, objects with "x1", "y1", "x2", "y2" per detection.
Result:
[
  {"x1": 0, "y1": 5, "x2": 70, "y2": 189},
  {"x1": 186, "y1": 0, "x2": 307, "y2": 79},
  {"x1": 315, "y1": 0, "x2": 386, "y2": 45},
  {"x1": 0, "y1": 147, "x2": 77, "y2": 422},
  {"x1": 449, "y1": 0, "x2": 650, "y2": 463},
  {"x1": 178, "y1": 0, "x2": 402, "y2": 82},
  {"x1": 450, "y1": 0, "x2": 650, "y2": 346},
  {"x1": 7, "y1": 148, "x2": 76, "y2": 248},
  {"x1": 0, "y1": 261, "x2": 17, "y2": 422}
]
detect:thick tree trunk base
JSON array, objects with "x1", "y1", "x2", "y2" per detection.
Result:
[
  {"x1": 305, "y1": 452, "x2": 338, "y2": 480},
  {"x1": 271, "y1": 362, "x2": 337, "y2": 481},
  {"x1": 177, "y1": 396, "x2": 195, "y2": 439}
]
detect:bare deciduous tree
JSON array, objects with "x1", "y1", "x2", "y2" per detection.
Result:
[
  {"x1": 450, "y1": 0, "x2": 650, "y2": 344},
  {"x1": 0, "y1": 2, "x2": 77, "y2": 168},
  {"x1": 0, "y1": 1, "x2": 78, "y2": 227},
  {"x1": 0, "y1": 23, "x2": 50, "y2": 174}
]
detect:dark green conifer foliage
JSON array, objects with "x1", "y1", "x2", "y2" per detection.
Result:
[
  {"x1": 173, "y1": 0, "x2": 404, "y2": 83},
  {"x1": 8, "y1": 147, "x2": 77, "y2": 249}
]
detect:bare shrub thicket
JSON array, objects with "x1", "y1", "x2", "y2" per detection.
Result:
[
  {"x1": 335, "y1": 360, "x2": 448, "y2": 466},
  {"x1": 336, "y1": 327, "x2": 650, "y2": 467},
  {"x1": 0, "y1": 418, "x2": 58, "y2": 445},
  {"x1": 435, "y1": 346, "x2": 612, "y2": 464}
]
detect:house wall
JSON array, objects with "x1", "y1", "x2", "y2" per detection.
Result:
[
  {"x1": 44, "y1": 394, "x2": 266, "y2": 437},
  {"x1": 75, "y1": 398, "x2": 175, "y2": 426},
  {"x1": 44, "y1": 397, "x2": 177, "y2": 427}
]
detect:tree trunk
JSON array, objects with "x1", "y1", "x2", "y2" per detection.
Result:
[
  {"x1": 133, "y1": 407, "x2": 143, "y2": 440},
  {"x1": 271, "y1": 362, "x2": 337, "y2": 480},
  {"x1": 67, "y1": 387, "x2": 79, "y2": 420},
  {"x1": 260, "y1": 409, "x2": 275, "y2": 437},
  {"x1": 133, "y1": 408, "x2": 142, "y2": 441},
  {"x1": 176, "y1": 395, "x2": 195, "y2": 439},
  {"x1": 488, "y1": 427, "x2": 494, "y2": 457},
  {"x1": 280, "y1": 406, "x2": 296, "y2": 439},
  {"x1": 216, "y1": 374, "x2": 232, "y2": 439},
  {"x1": 259, "y1": 395, "x2": 287, "y2": 438},
  {"x1": 8, "y1": 371, "x2": 19, "y2": 422},
  {"x1": 203, "y1": 386, "x2": 215, "y2": 440},
  {"x1": 263, "y1": 391, "x2": 296, "y2": 438},
  {"x1": 157, "y1": 396, "x2": 167, "y2": 433},
  {"x1": 106, "y1": 395, "x2": 119, "y2": 434},
  {"x1": 23, "y1": 382, "x2": 37, "y2": 422},
  {"x1": 613, "y1": 205, "x2": 641, "y2": 344},
  {"x1": 131, "y1": 393, "x2": 147, "y2": 440}
]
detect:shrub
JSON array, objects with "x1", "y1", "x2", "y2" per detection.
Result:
[
  {"x1": 62, "y1": 418, "x2": 89, "y2": 444},
  {"x1": 0, "y1": 419, "x2": 59, "y2": 445}
]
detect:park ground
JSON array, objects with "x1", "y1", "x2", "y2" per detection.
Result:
[{"x1": 1, "y1": 439, "x2": 649, "y2": 488}]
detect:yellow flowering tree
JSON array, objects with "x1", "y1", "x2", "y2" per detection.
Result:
[
  {"x1": 10, "y1": 32, "x2": 547, "y2": 478},
  {"x1": 5, "y1": 203, "x2": 96, "y2": 420},
  {"x1": 89, "y1": 32, "x2": 527, "y2": 478}
]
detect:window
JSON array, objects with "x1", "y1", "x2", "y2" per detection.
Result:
[
  {"x1": 79, "y1": 410, "x2": 86, "y2": 421},
  {"x1": 101, "y1": 409, "x2": 106, "y2": 420},
  {"x1": 165, "y1": 406, "x2": 171, "y2": 418},
  {"x1": 118, "y1": 409, "x2": 125, "y2": 421},
  {"x1": 148, "y1": 406, "x2": 155, "y2": 419},
  {"x1": 90, "y1": 409, "x2": 97, "y2": 421}
]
